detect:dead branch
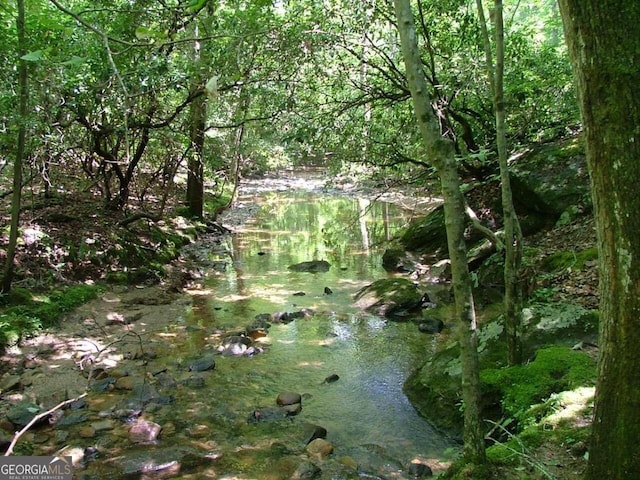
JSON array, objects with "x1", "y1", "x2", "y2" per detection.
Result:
[{"x1": 4, "y1": 393, "x2": 88, "y2": 456}]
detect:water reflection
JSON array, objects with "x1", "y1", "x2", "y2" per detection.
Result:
[{"x1": 193, "y1": 188, "x2": 454, "y2": 464}]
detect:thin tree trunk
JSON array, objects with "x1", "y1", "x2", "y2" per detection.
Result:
[
  {"x1": 187, "y1": 91, "x2": 205, "y2": 218},
  {"x1": 228, "y1": 87, "x2": 250, "y2": 208},
  {"x1": 1, "y1": 0, "x2": 28, "y2": 294},
  {"x1": 393, "y1": 0, "x2": 485, "y2": 465},
  {"x1": 186, "y1": 24, "x2": 205, "y2": 219},
  {"x1": 476, "y1": 0, "x2": 524, "y2": 365},
  {"x1": 558, "y1": 1, "x2": 640, "y2": 478}
]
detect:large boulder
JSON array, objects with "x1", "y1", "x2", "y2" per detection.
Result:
[
  {"x1": 509, "y1": 136, "x2": 591, "y2": 220},
  {"x1": 354, "y1": 278, "x2": 424, "y2": 320},
  {"x1": 393, "y1": 137, "x2": 591, "y2": 260},
  {"x1": 397, "y1": 206, "x2": 448, "y2": 257}
]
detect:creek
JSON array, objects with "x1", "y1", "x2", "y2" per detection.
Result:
[{"x1": 4, "y1": 172, "x2": 457, "y2": 479}]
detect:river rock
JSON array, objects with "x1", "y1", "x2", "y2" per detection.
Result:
[
  {"x1": 322, "y1": 374, "x2": 340, "y2": 384},
  {"x1": 0, "y1": 374, "x2": 22, "y2": 393},
  {"x1": 408, "y1": 461, "x2": 433, "y2": 477},
  {"x1": 119, "y1": 446, "x2": 209, "y2": 477},
  {"x1": 182, "y1": 375, "x2": 206, "y2": 388},
  {"x1": 91, "y1": 419, "x2": 116, "y2": 431},
  {"x1": 418, "y1": 317, "x2": 444, "y2": 334},
  {"x1": 78, "y1": 426, "x2": 96, "y2": 438},
  {"x1": 306, "y1": 438, "x2": 333, "y2": 459},
  {"x1": 115, "y1": 376, "x2": 144, "y2": 390},
  {"x1": 271, "y1": 309, "x2": 315, "y2": 324},
  {"x1": 129, "y1": 419, "x2": 162, "y2": 443},
  {"x1": 247, "y1": 407, "x2": 289, "y2": 424},
  {"x1": 288, "y1": 260, "x2": 331, "y2": 272},
  {"x1": 188, "y1": 355, "x2": 216, "y2": 372},
  {"x1": 129, "y1": 383, "x2": 160, "y2": 404},
  {"x1": 58, "y1": 410, "x2": 89, "y2": 426},
  {"x1": 276, "y1": 391, "x2": 302, "y2": 406},
  {"x1": 218, "y1": 335, "x2": 253, "y2": 356},
  {"x1": 303, "y1": 424, "x2": 328, "y2": 445},
  {"x1": 292, "y1": 460, "x2": 322, "y2": 480},
  {"x1": 186, "y1": 424, "x2": 210, "y2": 439},
  {"x1": 6, "y1": 402, "x2": 44, "y2": 427},
  {"x1": 91, "y1": 377, "x2": 116, "y2": 392},
  {"x1": 354, "y1": 278, "x2": 423, "y2": 319}
]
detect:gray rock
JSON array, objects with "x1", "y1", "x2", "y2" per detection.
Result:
[
  {"x1": 129, "y1": 419, "x2": 162, "y2": 443},
  {"x1": 288, "y1": 260, "x2": 331, "y2": 273},
  {"x1": 6, "y1": 402, "x2": 43, "y2": 427},
  {"x1": 354, "y1": 278, "x2": 423, "y2": 320},
  {"x1": 58, "y1": 411, "x2": 89, "y2": 426},
  {"x1": 0, "y1": 374, "x2": 21, "y2": 393},
  {"x1": 188, "y1": 355, "x2": 216, "y2": 372}
]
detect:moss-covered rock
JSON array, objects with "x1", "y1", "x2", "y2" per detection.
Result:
[
  {"x1": 399, "y1": 205, "x2": 448, "y2": 256},
  {"x1": 481, "y1": 346, "x2": 596, "y2": 422},
  {"x1": 540, "y1": 247, "x2": 598, "y2": 273},
  {"x1": 403, "y1": 301, "x2": 598, "y2": 435},
  {"x1": 509, "y1": 137, "x2": 591, "y2": 219},
  {"x1": 353, "y1": 278, "x2": 423, "y2": 320}
]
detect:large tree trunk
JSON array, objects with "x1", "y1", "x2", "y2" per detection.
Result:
[
  {"x1": 186, "y1": 23, "x2": 205, "y2": 219},
  {"x1": 393, "y1": 0, "x2": 485, "y2": 465},
  {"x1": 558, "y1": 2, "x2": 640, "y2": 478},
  {"x1": 1, "y1": 0, "x2": 28, "y2": 294}
]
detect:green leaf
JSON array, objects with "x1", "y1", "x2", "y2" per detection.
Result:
[
  {"x1": 60, "y1": 55, "x2": 85, "y2": 66},
  {"x1": 135, "y1": 26, "x2": 152, "y2": 40},
  {"x1": 21, "y1": 50, "x2": 44, "y2": 62},
  {"x1": 187, "y1": 0, "x2": 208, "y2": 12}
]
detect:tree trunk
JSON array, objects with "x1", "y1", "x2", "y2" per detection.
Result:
[
  {"x1": 1, "y1": 0, "x2": 28, "y2": 294},
  {"x1": 393, "y1": 0, "x2": 485, "y2": 465},
  {"x1": 476, "y1": 0, "x2": 524, "y2": 365},
  {"x1": 558, "y1": 1, "x2": 640, "y2": 478},
  {"x1": 186, "y1": 22, "x2": 205, "y2": 219},
  {"x1": 187, "y1": 91, "x2": 205, "y2": 218}
]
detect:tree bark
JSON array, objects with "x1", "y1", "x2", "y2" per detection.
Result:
[
  {"x1": 186, "y1": 23, "x2": 205, "y2": 219},
  {"x1": 476, "y1": 0, "x2": 524, "y2": 365},
  {"x1": 1, "y1": 0, "x2": 28, "y2": 294},
  {"x1": 187, "y1": 90, "x2": 205, "y2": 218},
  {"x1": 558, "y1": 1, "x2": 640, "y2": 478},
  {"x1": 393, "y1": 0, "x2": 485, "y2": 465}
]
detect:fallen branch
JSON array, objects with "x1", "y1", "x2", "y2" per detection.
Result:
[
  {"x1": 118, "y1": 212, "x2": 162, "y2": 227},
  {"x1": 4, "y1": 393, "x2": 88, "y2": 456},
  {"x1": 465, "y1": 204, "x2": 504, "y2": 250}
]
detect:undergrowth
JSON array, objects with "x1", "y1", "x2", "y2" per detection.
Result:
[{"x1": 0, "y1": 284, "x2": 99, "y2": 350}]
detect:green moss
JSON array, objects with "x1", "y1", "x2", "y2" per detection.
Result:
[
  {"x1": 399, "y1": 206, "x2": 448, "y2": 253},
  {"x1": 0, "y1": 284, "x2": 100, "y2": 350},
  {"x1": 481, "y1": 346, "x2": 596, "y2": 421},
  {"x1": 541, "y1": 247, "x2": 598, "y2": 272},
  {"x1": 486, "y1": 441, "x2": 521, "y2": 466}
]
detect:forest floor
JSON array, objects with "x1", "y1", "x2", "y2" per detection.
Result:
[{"x1": 1, "y1": 176, "x2": 599, "y2": 479}]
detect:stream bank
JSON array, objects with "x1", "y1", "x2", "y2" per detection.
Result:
[{"x1": 1, "y1": 174, "x2": 454, "y2": 479}]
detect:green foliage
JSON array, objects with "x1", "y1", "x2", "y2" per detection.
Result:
[
  {"x1": 481, "y1": 346, "x2": 596, "y2": 422},
  {"x1": 0, "y1": 284, "x2": 99, "y2": 348},
  {"x1": 541, "y1": 247, "x2": 598, "y2": 273}
]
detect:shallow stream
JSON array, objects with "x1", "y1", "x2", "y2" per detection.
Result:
[{"x1": 6, "y1": 172, "x2": 457, "y2": 479}]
